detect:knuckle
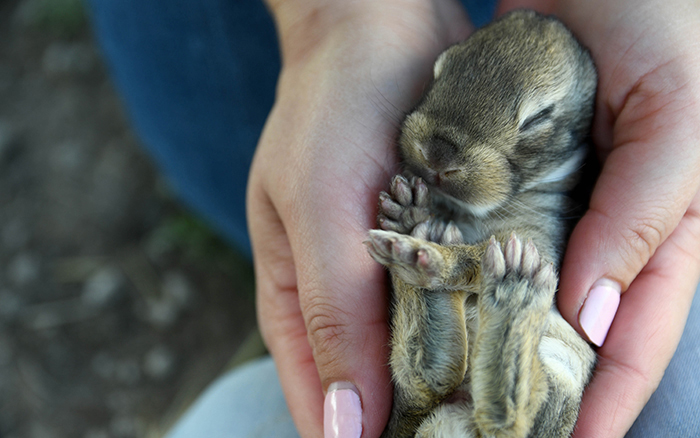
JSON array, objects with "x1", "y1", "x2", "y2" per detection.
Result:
[
  {"x1": 621, "y1": 216, "x2": 667, "y2": 265},
  {"x1": 303, "y1": 294, "x2": 352, "y2": 366}
]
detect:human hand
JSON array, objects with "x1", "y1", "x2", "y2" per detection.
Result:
[
  {"x1": 247, "y1": 1, "x2": 471, "y2": 437},
  {"x1": 498, "y1": 0, "x2": 700, "y2": 436}
]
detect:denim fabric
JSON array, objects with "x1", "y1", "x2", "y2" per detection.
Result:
[
  {"x1": 88, "y1": 0, "x2": 280, "y2": 258},
  {"x1": 462, "y1": 0, "x2": 498, "y2": 27}
]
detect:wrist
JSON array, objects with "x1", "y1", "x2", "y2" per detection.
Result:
[
  {"x1": 266, "y1": 0, "x2": 469, "y2": 67},
  {"x1": 265, "y1": 0, "x2": 357, "y2": 65}
]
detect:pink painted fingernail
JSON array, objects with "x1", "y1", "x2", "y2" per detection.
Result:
[
  {"x1": 579, "y1": 279, "x2": 621, "y2": 346},
  {"x1": 324, "y1": 382, "x2": 362, "y2": 438}
]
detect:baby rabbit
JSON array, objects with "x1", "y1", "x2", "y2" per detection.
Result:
[{"x1": 365, "y1": 10, "x2": 597, "y2": 438}]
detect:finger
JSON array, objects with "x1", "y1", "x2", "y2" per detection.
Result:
[
  {"x1": 248, "y1": 180, "x2": 326, "y2": 436},
  {"x1": 249, "y1": 150, "x2": 394, "y2": 438},
  {"x1": 291, "y1": 178, "x2": 393, "y2": 438},
  {"x1": 557, "y1": 65, "x2": 700, "y2": 345},
  {"x1": 572, "y1": 199, "x2": 700, "y2": 437}
]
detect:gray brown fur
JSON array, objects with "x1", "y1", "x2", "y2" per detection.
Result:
[{"x1": 365, "y1": 10, "x2": 597, "y2": 438}]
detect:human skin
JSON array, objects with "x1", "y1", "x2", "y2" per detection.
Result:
[{"x1": 247, "y1": 1, "x2": 700, "y2": 437}]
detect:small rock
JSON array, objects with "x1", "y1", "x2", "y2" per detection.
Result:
[
  {"x1": 144, "y1": 299, "x2": 179, "y2": 330},
  {"x1": 161, "y1": 270, "x2": 193, "y2": 308},
  {"x1": 7, "y1": 253, "x2": 40, "y2": 286},
  {"x1": 42, "y1": 42, "x2": 95, "y2": 75},
  {"x1": 141, "y1": 271, "x2": 195, "y2": 329},
  {"x1": 82, "y1": 266, "x2": 124, "y2": 308},
  {"x1": 143, "y1": 345, "x2": 176, "y2": 381}
]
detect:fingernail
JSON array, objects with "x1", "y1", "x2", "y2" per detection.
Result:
[
  {"x1": 579, "y1": 279, "x2": 621, "y2": 346},
  {"x1": 324, "y1": 382, "x2": 362, "y2": 438}
]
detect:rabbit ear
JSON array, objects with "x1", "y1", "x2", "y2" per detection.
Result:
[{"x1": 433, "y1": 48, "x2": 451, "y2": 79}]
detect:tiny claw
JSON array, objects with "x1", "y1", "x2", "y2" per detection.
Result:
[
  {"x1": 364, "y1": 235, "x2": 389, "y2": 265},
  {"x1": 368, "y1": 230, "x2": 397, "y2": 254},
  {"x1": 391, "y1": 175, "x2": 412, "y2": 206},
  {"x1": 505, "y1": 233, "x2": 522, "y2": 271},
  {"x1": 484, "y1": 237, "x2": 506, "y2": 279},
  {"x1": 391, "y1": 174, "x2": 406, "y2": 184},
  {"x1": 521, "y1": 239, "x2": 541, "y2": 277},
  {"x1": 440, "y1": 222, "x2": 463, "y2": 245},
  {"x1": 378, "y1": 216, "x2": 401, "y2": 232},
  {"x1": 414, "y1": 178, "x2": 429, "y2": 207},
  {"x1": 378, "y1": 194, "x2": 403, "y2": 220}
]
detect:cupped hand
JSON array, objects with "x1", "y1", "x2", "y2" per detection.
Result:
[
  {"x1": 499, "y1": 0, "x2": 700, "y2": 436},
  {"x1": 247, "y1": 2, "x2": 471, "y2": 437}
]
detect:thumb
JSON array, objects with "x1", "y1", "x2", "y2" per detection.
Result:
[
  {"x1": 292, "y1": 180, "x2": 393, "y2": 438},
  {"x1": 250, "y1": 135, "x2": 394, "y2": 438},
  {"x1": 250, "y1": 179, "x2": 393, "y2": 438},
  {"x1": 558, "y1": 69, "x2": 700, "y2": 346}
]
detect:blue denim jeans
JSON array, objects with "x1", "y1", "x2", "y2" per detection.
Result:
[
  {"x1": 89, "y1": 0, "x2": 281, "y2": 258},
  {"x1": 87, "y1": 1, "x2": 699, "y2": 436}
]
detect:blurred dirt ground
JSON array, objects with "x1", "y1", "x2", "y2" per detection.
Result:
[{"x1": 0, "y1": 1, "x2": 262, "y2": 437}]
